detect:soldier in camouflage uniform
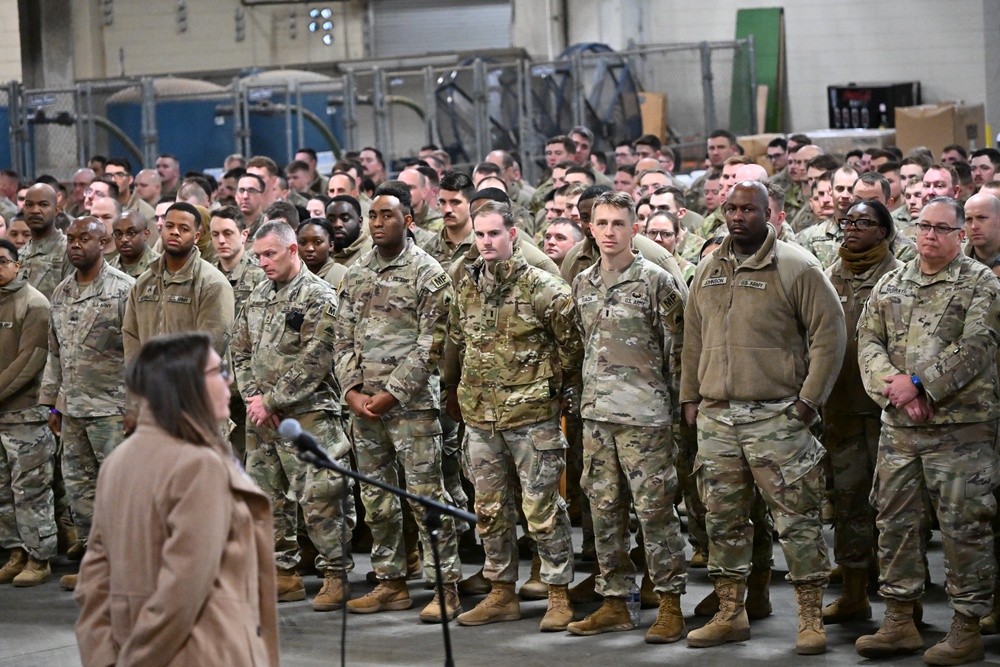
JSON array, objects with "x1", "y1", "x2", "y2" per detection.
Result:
[
  {"x1": 39, "y1": 217, "x2": 133, "y2": 591},
  {"x1": 566, "y1": 191, "x2": 688, "y2": 643},
  {"x1": 821, "y1": 201, "x2": 902, "y2": 624},
  {"x1": 109, "y1": 210, "x2": 159, "y2": 278},
  {"x1": 333, "y1": 182, "x2": 462, "y2": 623},
  {"x1": 19, "y1": 183, "x2": 70, "y2": 300},
  {"x1": 232, "y1": 221, "x2": 354, "y2": 612},
  {"x1": 856, "y1": 197, "x2": 1000, "y2": 665},
  {"x1": 447, "y1": 200, "x2": 581, "y2": 631},
  {"x1": 681, "y1": 181, "x2": 845, "y2": 655},
  {"x1": 0, "y1": 238, "x2": 57, "y2": 587}
]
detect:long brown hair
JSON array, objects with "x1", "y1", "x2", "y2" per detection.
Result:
[{"x1": 125, "y1": 332, "x2": 228, "y2": 454}]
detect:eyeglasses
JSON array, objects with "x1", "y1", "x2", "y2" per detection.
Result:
[
  {"x1": 112, "y1": 229, "x2": 141, "y2": 240},
  {"x1": 837, "y1": 218, "x2": 878, "y2": 231},
  {"x1": 206, "y1": 359, "x2": 231, "y2": 382},
  {"x1": 84, "y1": 189, "x2": 108, "y2": 198},
  {"x1": 106, "y1": 171, "x2": 129, "y2": 179},
  {"x1": 0, "y1": 257, "x2": 17, "y2": 266},
  {"x1": 765, "y1": 152, "x2": 784, "y2": 161},
  {"x1": 647, "y1": 230, "x2": 676, "y2": 239},
  {"x1": 915, "y1": 222, "x2": 963, "y2": 235},
  {"x1": 236, "y1": 187, "x2": 262, "y2": 196}
]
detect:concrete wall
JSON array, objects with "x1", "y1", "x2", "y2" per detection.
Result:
[{"x1": 0, "y1": 1, "x2": 22, "y2": 82}]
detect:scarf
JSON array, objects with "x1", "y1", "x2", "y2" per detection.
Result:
[{"x1": 837, "y1": 241, "x2": 888, "y2": 275}]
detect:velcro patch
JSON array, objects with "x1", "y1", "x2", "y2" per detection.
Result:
[
  {"x1": 702, "y1": 276, "x2": 727, "y2": 287},
  {"x1": 660, "y1": 290, "x2": 681, "y2": 315},
  {"x1": 739, "y1": 279, "x2": 767, "y2": 290},
  {"x1": 167, "y1": 295, "x2": 192, "y2": 304},
  {"x1": 0, "y1": 321, "x2": 11, "y2": 329},
  {"x1": 428, "y1": 272, "x2": 449, "y2": 292}
]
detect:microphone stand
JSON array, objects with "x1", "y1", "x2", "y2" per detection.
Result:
[{"x1": 294, "y1": 443, "x2": 476, "y2": 667}]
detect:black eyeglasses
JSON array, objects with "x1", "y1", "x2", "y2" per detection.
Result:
[
  {"x1": 112, "y1": 230, "x2": 141, "y2": 240},
  {"x1": 837, "y1": 218, "x2": 878, "y2": 231},
  {"x1": 915, "y1": 222, "x2": 963, "y2": 235}
]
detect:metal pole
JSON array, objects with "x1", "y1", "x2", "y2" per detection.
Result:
[
  {"x1": 571, "y1": 50, "x2": 585, "y2": 128},
  {"x1": 746, "y1": 35, "x2": 758, "y2": 135},
  {"x1": 521, "y1": 59, "x2": 538, "y2": 186},
  {"x1": 85, "y1": 82, "x2": 96, "y2": 161},
  {"x1": 700, "y1": 41, "x2": 716, "y2": 137},
  {"x1": 231, "y1": 76, "x2": 243, "y2": 156},
  {"x1": 373, "y1": 68, "x2": 389, "y2": 165},
  {"x1": 284, "y1": 83, "x2": 294, "y2": 165},
  {"x1": 472, "y1": 59, "x2": 491, "y2": 162},
  {"x1": 241, "y1": 84, "x2": 252, "y2": 157},
  {"x1": 8, "y1": 81, "x2": 22, "y2": 176},
  {"x1": 74, "y1": 86, "x2": 86, "y2": 166},
  {"x1": 343, "y1": 71, "x2": 358, "y2": 152},
  {"x1": 141, "y1": 77, "x2": 158, "y2": 167},
  {"x1": 423, "y1": 65, "x2": 437, "y2": 147},
  {"x1": 295, "y1": 83, "x2": 305, "y2": 150}
]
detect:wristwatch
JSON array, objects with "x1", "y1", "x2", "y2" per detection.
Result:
[{"x1": 911, "y1": 374, "x2": 925, "y2": 395}]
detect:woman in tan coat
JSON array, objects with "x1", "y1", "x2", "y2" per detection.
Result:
[{"x1": 75, "y1": 332, "x2": 279, "y2": 667}]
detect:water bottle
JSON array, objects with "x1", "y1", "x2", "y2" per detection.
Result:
[{"x1": 626, "y1": 590, "x2": 641, "y2": 626}]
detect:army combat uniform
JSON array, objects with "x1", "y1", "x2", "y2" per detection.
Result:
[
  {"x1": 333, "y1": 239, "x2": 461, "y2": 585},
  {"x1": 109, "y1": 246, "x2": 159, "y2": 279},
  {"x1": 858, "y1": 253, "x2": 1000, "y2": 618},
  {"x1": 232, "y1": 265, "x2": 354, "y2": 575},
  {"x1": 19, "y1": 229, "x2": 70, "y2": 300},
  {"x1": 572, "y1": 251, "x2": 688, "y2": 598},
  {"x1": 39, "y1": 262, "x2": 133, "y2": 549},
  {"x1": 0, "y1": 276, "x2": 57, "y2": 567},
  {"x1": 449, "y1": 248, "x2": 582, "y2": 587}
]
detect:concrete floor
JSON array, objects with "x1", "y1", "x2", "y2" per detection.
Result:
[{"x1": 0, "y1": 528, "x2": 996, "y2": 667}]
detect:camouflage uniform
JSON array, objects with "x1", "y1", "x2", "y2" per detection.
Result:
[
  {"x1": 790, "y1": 206, "x2": 819, "y2": 235},
  {"x1": 784, "y1": 183, "x2": 806, "y2": 221},
  {"x1": 799, "y1": 219, "x2": 918, "y2": 269},
  {"x1": 333, "y1": 231, "x2": 374, "y2": 268},
  {"x1": 109, "y1": 246, "x2": 160, "y2": 279},
  {"x1": 449, "y1": 248, "x2": 582, "y2": 585},
  {"x1": 681, "y1": 227, "x2": 845, "y2": 584},
  {"x1": 232, "y1": 265, "x2": 354, "y2": 574},
  {"x1": 39, "y1": 262, "x2": 133, "y2": 546},
  {"x1": 420, "y1": 227, "x2": 473, "y2": 269},
  {"x1": 572, "y1": 252, "x2": 688, "y2": 596},
  {"x1": 823, "y1": 249, "x2": 902, "y2": 569},
  {"x1": 698, "y1": 208, "x2": 727, "y2": 240},
  {"x1": 561, "y1": 234, "x2": 688, "y2": 300},
  {"x1": 333, "y1": 239, "x2": 461, "y2": 584},
  {"x1": 313, "y1": 257, "x2": 348, "y2": 290},
  {"x1": 686, "y1": 171, "x2": 709, "y2": 215},
  {"x1": 414, "y1": 206, "x2": 444, "y2": 233},
  {"x1": 19, "y1": 230, "x2": 70, "y2": 300},
  {"x1": 858, "y1": 253, "x2": 1000, "y2": 616},
  {"x1": 0, "y1": 277, "x2": 57, "y2": 561}
]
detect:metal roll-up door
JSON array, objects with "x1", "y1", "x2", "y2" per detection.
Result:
[{"x1": 370, "y1": 0, "x2": 512, "y2": 58}]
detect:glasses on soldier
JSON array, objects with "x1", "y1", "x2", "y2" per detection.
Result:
[
  {"x1": 646, "y1": 229, "x2": 676, "y2": 239},
  {"x1": 112, "y1": 229, "x2": 140, "y2": 240},
  {"x1": 915, "y1": 222, "x2": 963, "y2": 235},
  {"x1": 236, "y1": 187, "x2": 262, "y2": 196},
  {"x1": 837, "y1": 218, "x2": 877, "y2": 231},
  {"x1": 205, "y1": 359, "x2": 231, "y2": 382},
  {"x1": 84, "y1": 189, "x2": 108, "y2": 199},
  {"x1": 0, "y1": 257, "x2": 17, "y2": 266}
]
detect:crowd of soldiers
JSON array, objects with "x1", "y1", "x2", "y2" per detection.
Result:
[{"x1": 1, "y1": 125, "x2": 1000, "y2": 664}]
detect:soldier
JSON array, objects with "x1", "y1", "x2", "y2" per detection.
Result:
[
  {"x1": 109, "y1": 210, "x2": 159, "y2": 278},
  {"x1": 236, "y1": 173, "x2": 268, "y2": 245},
  {"x1": 333, "y1": 182, "x2": 462, "y2": 622},
  {"x1": 0, "y1": 238, "x2": 57, "y2": 587},
  {"x1": 122, "y1": 202, "x2": 234, "y2": 433},
  {"x1": 566, "y1": 191, "x2": 688, "y2": 643},
  {"x1": 399, "y1": 165, "x2": 444, "y2": 233},
  {"x1": 328, "y1": 195, "x2": 372, "y2": 267},
  {"x1": 231, "y1": 220, "x2": 353, "y2": 612},
  {"x1": 19, "y1": 183, "x2": 70, "y2": 300},
  {"x1": 681, "y1": 181, "x2": 845, "y2": 655},
  {"x1": 962, "y1": 191, "x2": 1000, "y2": 274},
  {"x1": 855, "y1": 197, "x2": 1000, "y2": 665},
  {"x1": 38, "y1": 217, "x2": 133, "y2": 591},
  {"x1": 297, "y1": 216, "x2": 347, "y2": 288},
  {"x1": 447, "y1": 200, "x2": 581, "y2": 631},
  {"x1": 420, "y1": 171, "x2": 475, "y2": 267},
  {"x1": 820, "y1": 201, "x2": 902, "y2": 624}
]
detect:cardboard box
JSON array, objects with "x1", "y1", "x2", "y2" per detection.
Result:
[
  {"x1": 639, "y1": 92, "x2": 667, "y2": 143},
  {"x1": 894, "y1": 103, "x2": 987, "y2": 156},
  {"x1": 737, "y1": 133, "x2": 783, "y2": 159},
  {"x1": 802, "y1": 128, "x2": 897, "y2": 157}
]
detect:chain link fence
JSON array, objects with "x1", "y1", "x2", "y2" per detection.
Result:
[{"x1": 3, "y1": 39, "x2": 755, "y2": 183}]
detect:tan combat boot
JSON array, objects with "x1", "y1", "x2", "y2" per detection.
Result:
[
  {"x1": 419, "y1": 583, "x2": 462, "y2": 623},
  {"x1": 539, "y1": 584, "x2": 574, "y2": 632},
  {"x1": 276, "y1": 570, "x2": 306, "y2": 602},
  {"x1": 687, "y1": 579, "x2": 750, "y2": 648},
  {"x1": 0, "y1": 548, "x2": 27, "y2": 584},
  {"x1": 519, "y1": 553, "x2": 547, "y2": 600},
  {"x1": 745, "y1": 568, "x2": 772, "y2": 619},
  {"x1": 566, "y1": 596, "x2": 635, "y2": 636},
  {"x1": 645, "y1": 592, "x2": 685, "y2": 644},
  {"x1": 689, "y1": 547, "x2": 707, "y2": 568},
  {"x1": 979, "y1": 585, "x2": 1000, "y2": 635},
  {"x1": 12, "y1": 557, "x2": 51, "y2": 587},
  {"x1": 639, "y1": 570, "x2": 658, "y2": 609},
  {"x1": 347, "y1": 577, "x2": 412, "y2": 614},
  {"x1": 456, "y1": 581, "x2": 520, "y2": 626},
  {"x1": 60, "y1": 574, "x2": 78, "y2": 591},
  {"x1": 923, "y1": 612, "x2": 984, "y2": 666},
  {"x1": 855, "y1": 598, "x2": 924, "y2": 658},
  {"x1": 823, "y1": 566, "x2": 871, "y2": 623},
  {"x1": 457, "y1": 567, "x2": 491, "y2": 596},
  {"x1": 567, "y1": 571, "x2": 600, "y2": 604},
  {"x1": 312, "y1": 571, "x2": 347, "y2": 611},
  {"x1": 795, "y1": 584, "x2": 826, "y2": 655}
]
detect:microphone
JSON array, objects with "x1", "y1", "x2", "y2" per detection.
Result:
[{"x1": 279, "y1": 418, "x2": 328, "y2": 460}]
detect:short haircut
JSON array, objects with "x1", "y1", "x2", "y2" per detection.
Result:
[
  {"x1": 867, "y1": 149, "x2": 895, "y2": 161},
  {"x1": 647, "y1": 209, "x2": 680, "y2": 234},
  {"x1": 470, "y1": 187, "x2": 510, "y2": 207},
  {"x1": 473, "y1": 162, "x2": 503, "y2": 178},
  {"x1": 89, "y1": 155, "x2": 108, "y2": 168},
  {"x1": 415, "y1": 165, "x2": 439, "y2": 188},
  {"x1": 105, "y1": 156, "x2": 133, "y2": 174},
  {"x1": 373, "y1": 180, "x2": 413, "y2": 215},
  {"x1": 0, "y1": 238, "x2": 18, "y2": 261},
  {"x1": 704, "y1": 170, "x2": 722, "y2": 183},
  {"x1": 580, "y1": 184, "x2": 612, "y2": 203},
  {"x1": 590, "y1": 151, "x2": 607, "y2": 171},
  {"x1": 851, "y1": 199, "x2": 894, "y2": 234},
  {"x1": 223, "y1": 167, "x2": 246, "y2": 181},
  {"x1": 570, "y1": 126, "x2": 595, "y2": 145},
  {"x1": 723, "y1": 155, "x2": 754, "y2": 168},
  {"x1": 564, "y1": 182, "x2": 589, "y2": 199},
  {"x1": 254, "y1": 220, "x2": 297, "y2": 245},
  {"x1": 95, "y1": 178, "x2": 121, "y2": 200},
  {"x1": 210, "y1": 204, "x2": 247, "y2": 231},
  {"x1": 708, "y1": 129, "x2": 737, "y2": 144},
  {"x1": 564, "y1": 166, "x2": 596, "y2": 184},
  {"x1": 546, "y1": 217, "x2": 583, "y2": 240},
  {"x1": 634, "y1": 134, "x2": 662, "y2": 152},
  {"x1": 546, "y1": 135, "x2": 576, "y2": 154},
  {"x1": 590, "y1": 190, "x2": 637, "y2": 223},
  {"x1": 922, "y1": 196, "x2": 965, "y2": 224},
  {"x1": 157, "y1": 153, "x2": 178, "y2": 163},
  {"x1": 439, "y1": 171, "x2": 475, "y2": 202},
  {"x1": 157, "y1": 194, "x2": 177, "y2": 206},
  {"x1": 971, "y1": 148, "x2": 1000, "y2": 168},
  {"x1": 651, "y1": 185, "x2": 687, "y2": 208},
  {"x1": 286, "y1": 159, "x2": 310, "y2": 173},
  {"x1": 855, "y1": 171, "x2": 891, "y2": 200},
  {"x1": 296, "y1": 147, "x2": 318, "y2": 162},
  {"x1": 926, "y1": 162, "x2": 960, "y2": 185},
  {"x1": 765, "y1": 181, "x2": 786, "y2": 210},
  {"x1": 246, "y1": 155, "x2": 279, "y2": 177},
  {"x1": 239, "y1": 173, "x2": 267, "y2": 192},
  {"x1": 165, "y1": 201, "x2": 203, "y2": 228},
  {"x1": 490, "y1": 150, "x2": 515, "y2": 170},
  {"x1": 471, "y1": 200, "x2": 515, "y2": 228},
  {"x1": 806, "y1": 154, "x2": 840, "y2": 172},
  {"x1": 788, "y1": 133, "x2": 811, "y2": 146},
  {"x1": 846, "y1": 149, "x2": 863, "y2": 160},
  {"x1": 877, "y1": 161, "x2": 901, "y2": 176},
  {"x1": 616, "y1": 163, "x2": 635, "y2": 177},
  {"x1": 330, "y1": 194, "x2": 362, "y2": 218},
  {"x1": 360, "y1": 146, "x2": 385, "y2": 167},
  {"x1": 767, "y1": 137, "x2": 788, "y2": 151},
  {"x1": 264, "y1": 201, "x2": 300, "y2": 228},
  {"x1": 660, "y1": 146, "x2": 676, "y2": 163},
  {"x1": 329, "y1": 170, "x2": 357, "y2": 188},
  {"x1": 179, "y1": 178, "x2": 211, "y2": 204},
  {"x1": 942, "y1": 144, "x2": 968, "y2": 159},
  {"x1": 954, "y1": 161, "x2": 973, "y2": 185}
]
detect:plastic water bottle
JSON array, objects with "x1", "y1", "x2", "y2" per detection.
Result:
[{"x1": 626, "y1": 590, "x2": 641, "y2": 626}]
